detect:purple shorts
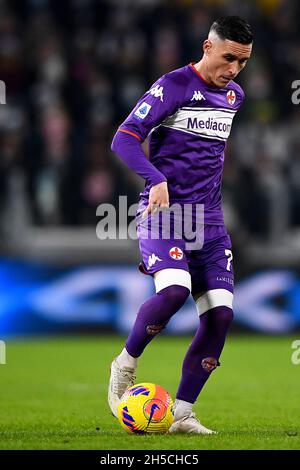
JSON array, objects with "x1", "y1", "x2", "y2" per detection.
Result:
[{"x1": 136, "y1": 204, "x2": 234, "y2": 297}]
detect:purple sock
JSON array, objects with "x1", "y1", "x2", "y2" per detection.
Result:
[
  {"x1": 125, "y1": 285, "x2": 190, "y2": 358},
  {"x1": 176, "y1": 306, "x2": 233, "y2": 403}
]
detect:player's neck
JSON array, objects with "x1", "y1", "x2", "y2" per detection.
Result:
[{"x1": 193, "y1": 60, "x2": 214, "y2": 87}]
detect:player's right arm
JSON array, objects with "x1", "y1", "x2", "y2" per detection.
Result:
[{"x1": 111, "y1": 72, "x2": 182, "y2": 216}]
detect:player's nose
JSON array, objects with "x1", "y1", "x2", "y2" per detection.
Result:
[{"x1": 228, "y1": 62, "x2": 239, "y2": 77}]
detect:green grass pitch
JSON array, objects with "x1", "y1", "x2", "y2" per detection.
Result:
[{"x1": 0, "y1": 334, "x2": 300, "y2": 450}]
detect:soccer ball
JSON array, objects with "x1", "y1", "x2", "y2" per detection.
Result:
[{"x1": 117, "y1": 382, "x2": 174, "y2": 434}]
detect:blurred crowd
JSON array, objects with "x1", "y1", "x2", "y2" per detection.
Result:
[{"x1": 0, "y1": 0, "x2": 300, "y2": 243}]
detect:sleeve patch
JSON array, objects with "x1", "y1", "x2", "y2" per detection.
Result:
[{"x1": 133, "y1": 102, "x2": 152, "y2": 121}]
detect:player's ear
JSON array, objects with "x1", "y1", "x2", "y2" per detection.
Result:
[{"x1": 203, "y1": 39, "x2": 212, "y2": 56}]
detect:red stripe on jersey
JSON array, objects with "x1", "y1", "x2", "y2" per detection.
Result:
[
  {"x1": 118, "y1": 128, "x2": 142, "y2": 141},
  {"x1": 189, "y1": 62, "x2": 212, "y2": 86}
]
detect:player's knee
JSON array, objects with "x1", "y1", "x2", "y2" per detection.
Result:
[
  {"x1": 145, "y1": 286, "x2": 189, "y2": 336},
  {"x1": 159, "y1": 285, "x2": 190, "y2": 309},
  {"x1": 211, "y1": 305, "x2": 234, "y2": 329}
]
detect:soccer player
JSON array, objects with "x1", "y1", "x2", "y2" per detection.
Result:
[{"x1": 109, "y1": 16, "x2": 253, "y2": 434}]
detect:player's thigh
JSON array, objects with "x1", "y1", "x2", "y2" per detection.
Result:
[
  {"x1": 136, "y1": 204, "x2": 192, "y2": 292},
  {"x1": 137, "y1": 210, "x2": 189, "y2": 275},
  {"x1": 189, "y1": 227, "x2": 234, "y2": 315},
  {"x1": 138, "y1": 234, "x2": 191, "y2": 293}
]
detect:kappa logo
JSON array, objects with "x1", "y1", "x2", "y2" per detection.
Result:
[
  {"x1": 227, "y1": 90, "x2": 236, "y2": 105},
  {"x1": 134, "y1": 102, "x2": 152, "y2": 120},
  {"x1": 191, "y1": 91, "x2": 206, "y2": 101},
  {"x1": 146, "y1": 85, "x2": 164, "y2": 102},
  {"x1": 169, "y1": 247, "x2": 183, "y2": 260},
  {"x1": 148, "y1": 253, "x2": 162, "y2": 268}
]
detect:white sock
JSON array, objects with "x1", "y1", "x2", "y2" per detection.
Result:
[
  {"x1": 117, "y1": 348, "x2": 138, "y2": 370},
  {"x1": 174, "y1": 399, "x2": 193, "y2": 421}
]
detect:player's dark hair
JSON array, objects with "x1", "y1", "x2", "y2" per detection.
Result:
[{"x1": 210, "y1": 16, "x2": 253, "y2": 44}]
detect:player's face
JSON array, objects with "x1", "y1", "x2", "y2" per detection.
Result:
[{"x1": 204, "y1": 38, "x2": 252, "y2": 87}]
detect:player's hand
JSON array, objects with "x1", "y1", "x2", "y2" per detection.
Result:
[{"x1": 142, "y1": 181, "x2": 169, "y2": 218}]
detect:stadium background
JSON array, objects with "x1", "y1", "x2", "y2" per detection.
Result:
[
  {"x1": 1, "y1": 0, "x2": 300, "y2": 451},
  {"x1": 1, "y1": 0, "x2": 300, "y2": 336}
]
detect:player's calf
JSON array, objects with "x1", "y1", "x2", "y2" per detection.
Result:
[
  {"x1": 176, "y1": 305, "x2": 233, "y2": 403},
  {"x1": 125, "y1": 284, "x2": 190, "y2": 358}
]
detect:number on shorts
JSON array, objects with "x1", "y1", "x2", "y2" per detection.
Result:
[{"x1": 225, "y1": 249, "x2": 233, "y2": 272}]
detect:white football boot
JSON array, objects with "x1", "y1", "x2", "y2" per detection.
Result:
[
  {"x1": 168, "y1": 412, "x2": 217, "y2": 435},
  {"x1": 108, "y1": 358, "x2": 136, "y2": 418}
]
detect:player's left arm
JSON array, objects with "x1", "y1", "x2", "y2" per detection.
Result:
[{"x1": 111, "y1": 72, "x2": 184, "y2": 215}]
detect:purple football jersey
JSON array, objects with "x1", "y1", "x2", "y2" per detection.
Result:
[{"x1": 119, "y1": 63, "x2": 245, "y2": 224}]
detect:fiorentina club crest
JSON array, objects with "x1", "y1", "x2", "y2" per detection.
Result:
[
  {"x1": 169, "y1": 247, "x2": 183, "y2": 260},
  {"x1": 227, "y1": 90, "x2": 236, "y2": 105}
]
